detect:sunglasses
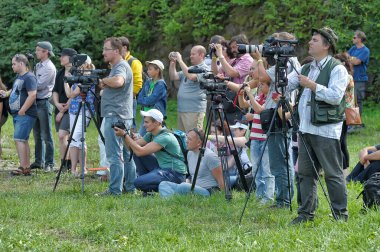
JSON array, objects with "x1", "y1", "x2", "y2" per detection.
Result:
[{"x1": 191, "y1": 128, "x2": 204, "y2": 141}]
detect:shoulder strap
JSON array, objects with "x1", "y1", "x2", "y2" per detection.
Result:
[
  {"x1": 127, "y1": 57, "x2": 136, "y2": 66},
  {"x1": 295, "y1": 63, "x2": 311, "y2": 105},
  {"x1": 150, "y1": 129, "x2": 186, "y2": 164}
]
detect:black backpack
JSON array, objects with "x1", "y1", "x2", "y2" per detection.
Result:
[{"x1": 358, "y1": 172, "x2": 380, "y2": 209}]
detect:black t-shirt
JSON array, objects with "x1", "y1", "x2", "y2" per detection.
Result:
[{"x1": 52, "y1": 68, "x2": 69, "y2": 114}]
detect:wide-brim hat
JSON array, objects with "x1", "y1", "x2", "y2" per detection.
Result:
[
  {"x1": 311, "y1": 27, "x2": 338, "y2": 54},
  {"x1": 145, "y1": 60, "x2": 164, "y2": 71}
]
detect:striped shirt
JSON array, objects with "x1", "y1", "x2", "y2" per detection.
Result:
[{"x1": 250, "y1": 93, "x2": 267, "y2": 141}]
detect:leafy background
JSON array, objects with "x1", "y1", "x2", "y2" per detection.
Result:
[{"x1": 0, "y1": 0, "x2": 379, "y2": 100}]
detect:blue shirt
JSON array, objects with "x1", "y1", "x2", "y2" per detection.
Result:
[
  {"x1": 69, "y1": 84, "x2": 96, "y2": 115},
  {"x1": 348, "y1": 45, "x2": 370, "y2": 82},
  {"x1": 137, "y1": 78, "x2": 167, "y2": 116},
  {"x1": 9, "y1": 72, "x2": 37, "y2": 117}
]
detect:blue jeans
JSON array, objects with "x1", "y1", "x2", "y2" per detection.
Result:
[
  {"x1": 267, "y1": 132, "x2": 294, "y2": 207},
  {"x1": 104, "y1": 116, "x2": 136, "y2": 195},
  {"x1": 251, "y1": 140, "x2": 274, "y2": 203},
  {"x1": 13, "y1": 114, "x2": 36, "y2": 142},
  {"x1": 159, "y1": 181, "x2": 211, "y2": 197},
  {"x1": 134, "y1": 154, "x2": 185, "y2": 192},
  {"x1": 33, "y1": 99, "x2": 55, "y2": 166}
]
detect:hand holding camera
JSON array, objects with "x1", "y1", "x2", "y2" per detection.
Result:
[
  {"x1": 213, "y1": 43, "x2": 223, "y2": 58},
  {"x1": 168, "y1": 52, "x2": 177, "y2": 62}
]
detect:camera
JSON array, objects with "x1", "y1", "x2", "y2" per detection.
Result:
[
  {"x1": 188, "y1": 68, "x2": 231, "y2": 92},
  {"x1": 111, "y1": 120, "x2": 127, "y2": 130},
  {"x1": 64, "y1": 54, "x2": 108, "y2": 87},
  {"x1": 237, "y1": 36, "x2": 298, "y2": 58}
]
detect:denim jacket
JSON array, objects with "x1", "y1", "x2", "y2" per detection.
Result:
[{"x1": 137, "y1": 78, "x2": 167, "y2": 117}]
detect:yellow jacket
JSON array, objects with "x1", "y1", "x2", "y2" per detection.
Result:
[{"x1": 125, "y1": 52, "x2": 143, "y2": 96}]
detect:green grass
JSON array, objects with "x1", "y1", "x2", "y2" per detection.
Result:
[{"x1": 0, "y1": 99, "x2": 380, "y2": 251}]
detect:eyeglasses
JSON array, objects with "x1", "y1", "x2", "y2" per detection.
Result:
[
  {"x1": 191, "y1": 128, "x2": 204, "y2": 141},
  {"x1": 102, "y1": 47, "x2": 115, "y2": 51}
]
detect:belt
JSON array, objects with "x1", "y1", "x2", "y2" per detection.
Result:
[{"x1": 37, "y1": 98, "x2": 49, "y2": 101}]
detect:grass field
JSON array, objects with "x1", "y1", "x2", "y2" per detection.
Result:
[{"x1": 0, "y1": 99, "x2": 379, "y2": 251}]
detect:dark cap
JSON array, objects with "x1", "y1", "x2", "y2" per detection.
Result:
[
  {"x1": 36, "y1": 41, "x2": 55, "y2": 57},
  {"x1": 58, "y1": 48, "x2": 77, "y2": 57},
  {"x1": 311, "y1": 27, "x2": 338, "y2": 54}
]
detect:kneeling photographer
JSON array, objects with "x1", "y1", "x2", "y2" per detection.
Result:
[
  {"x1": 64, "y1": 55, "x2": 96, "y2": 176},
  {"x1": 114, "y1": 109, "x2": 187, "y2": 195}
]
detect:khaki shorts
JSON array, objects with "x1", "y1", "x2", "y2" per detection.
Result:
[{"x1": 177, "y1": 112, "x2": 205, "y2": 132}]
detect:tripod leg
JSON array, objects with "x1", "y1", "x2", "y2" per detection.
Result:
[
  {"x1": 85, "y1": 101, "x2": 105, "y2": 144},
  {"x1": 287, "y1": 102, "x2": 338, "y2": 220},
  {"x1": 53, "y1": 102, "x2": 83, "y2": 192},
  {"x1": 191, "y1": 105, "x2": 213, "y2": 191}
]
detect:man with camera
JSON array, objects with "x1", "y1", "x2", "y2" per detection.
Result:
[
  {"x1": 96, "y1": 37, "x2": 136, "y2": 196},
  {"x1": 52, "y1": 48, "x2": 77, "y2": 170},
  {"x1": 249, "y1": 32, "x2": 301, "y2": 209},
  {"x1": 31, "y1": 41, "x2": 57, "y2": 172},
  {"x1": 211, "y1": 34, "x2": 253, "y2": 124},
  {"x1": 169, "y1": 45, "x2": 209, "y2": 132},
  {"x1": 287, "y1": 27, "x2": 349, "y2": 224},
  {"x1": 113, "y1": 109, "x2": 187, "y2": 194}
]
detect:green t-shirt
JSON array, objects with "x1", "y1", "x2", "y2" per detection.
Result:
[{"x1": 143, "y1": 130, "x2": 187, "y2": 174}]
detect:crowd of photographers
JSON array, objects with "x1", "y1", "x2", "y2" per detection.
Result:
[{"x1": 0, "y1": 26, "x2": 373, "y2": 224}]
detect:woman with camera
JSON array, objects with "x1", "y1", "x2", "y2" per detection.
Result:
[
  {"x1": 64, "y1": 56, "x2": 96, "y2": 176},
  {"x1": 137, "y1": 60, "x2": 167, "y2": 137}
]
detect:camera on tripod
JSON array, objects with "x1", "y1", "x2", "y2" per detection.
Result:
[
  {"x1": 237, "y1": 36, "x2": 298, "y2": 58},
  {"x1": 188, "y1": 68, "x2": 231, "y2": 92},
  {"x1": 64, "y1": 54, "x2": 108, "y2": 88}
]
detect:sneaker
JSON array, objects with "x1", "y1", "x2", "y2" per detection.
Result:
[
  {"x1": 95, "y1": 189, "x2": 118, "y2": 197},
  {"x1": 11, "y1": 167, "x2": 31, "y2": 176},
  {"x1": 44, "y1": 164, "x2": 54, "y2": 173},
  {"x1": 30, "y1": 163, "x2": 42, "y2": 169},
  {"x1": 289, "y1": 215, "x2": 313, "y2": 225},
  {"x1": 329, "y1": 213, "x2": 348, "y2": 222}
]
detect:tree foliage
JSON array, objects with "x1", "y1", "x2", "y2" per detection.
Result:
[{"x1": 0, "y1": 0, "x2": 379, "y2": 100}]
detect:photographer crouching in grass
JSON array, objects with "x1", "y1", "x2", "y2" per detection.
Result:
[
  {"x1": 158, "y1": 128, "x2": 224, "y2": 197},
  {"x1": 113, "y1": 109, "x2": 187, "y2": 196}
]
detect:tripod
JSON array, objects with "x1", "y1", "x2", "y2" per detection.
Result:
[
  {"x1": 53, "y1": 84, "x2": 104, "y2": 193},
  {"x1": 239, "y1": 56, "x2": 338, "y2": 224},
  {"x1": 191, "y1": 92, "x2": 249, "y2": 201}
]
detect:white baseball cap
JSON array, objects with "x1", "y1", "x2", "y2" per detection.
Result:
[
  {"x1": 230, "y1": 122, "x2": 249, "y2": 130},
  {"x1": 145, "y1": 60, "x2": 164, "y2": 71},
  {"x1": 140, "y1": 109, "x2": 164, "y2": 123}
]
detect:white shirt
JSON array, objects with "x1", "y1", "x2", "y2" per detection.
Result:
[{"x1": 288, "y1": 55, "x2": 349, "y2": 139}]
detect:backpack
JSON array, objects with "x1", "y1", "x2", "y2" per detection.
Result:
[
  {"x1": 150, "y1": 129, "x2": 189, "y2": 173},
  {"x1": 127, "y1": 57, "x2": 149, "y2": 86},
  {"x1": 358, "y1": 172, "x2": 380, "y2": 209}
]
